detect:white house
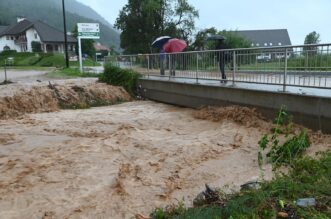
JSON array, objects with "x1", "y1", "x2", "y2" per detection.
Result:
[{"x1": 0, "y1": 17, "x2": 76, "y2": 53}]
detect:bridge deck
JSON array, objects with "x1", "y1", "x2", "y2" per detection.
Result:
[{"x1": 144, "y1": 75, "x2": 331, "y2": 98}]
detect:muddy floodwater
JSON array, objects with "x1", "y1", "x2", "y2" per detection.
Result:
[{"x1": 0, "y1": 101, "x2": 330, "y2": 219}]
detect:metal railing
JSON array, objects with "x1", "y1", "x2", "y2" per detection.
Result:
[{"x1": 105, "y1": 43, "x2": 331, "y2": 90}]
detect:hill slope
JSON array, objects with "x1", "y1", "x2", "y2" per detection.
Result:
[{"x1": 0, "y1": 0, "x2": 120, "y2": 50}]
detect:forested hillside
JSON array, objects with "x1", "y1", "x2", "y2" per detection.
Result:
[{"x1": 0, "y1": 0, "x2": 120, "y2": 50}]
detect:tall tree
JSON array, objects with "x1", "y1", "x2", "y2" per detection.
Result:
[
  {"x1": 304, "y1": 31, "x2": 321, "y2": 45},
  {"x1": 115, "y1": 0, "x2": 199, "y2": 54},
  {"x1": 191, "y1": 28, "x2": 251, "y2": 51},
  {"x1": 304, "y1": 31, "x2": 320, "y2": 54},
  {"x1": 190, "y1": 27, "x2": 218, "y2": 50}
]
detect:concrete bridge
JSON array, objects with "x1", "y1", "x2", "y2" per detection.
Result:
[{"x1": 108, "y1": 43, "x2": 331, "y2": 133}]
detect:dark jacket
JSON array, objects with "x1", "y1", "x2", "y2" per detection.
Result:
[{"x1": 216, "y1": 42, "x2": 232, "y2": 63}]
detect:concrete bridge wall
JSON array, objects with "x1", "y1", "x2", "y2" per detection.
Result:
[{"x1": 138, "y1": 78, "x2": 331, "y2": 133}]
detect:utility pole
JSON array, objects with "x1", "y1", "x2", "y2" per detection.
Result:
[{"x1": 62, "y1": 0, "x2": 69, "y2": 68}]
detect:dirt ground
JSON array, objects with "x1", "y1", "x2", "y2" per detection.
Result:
[
  {"x1": 0, "y1": 78, "x2": 130, "y2": 119},
  {"x1": 0, "y1": 101, "x2": 330, "y2": 219}
]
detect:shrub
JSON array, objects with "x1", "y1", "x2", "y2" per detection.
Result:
[
  {"x1": 99, "y1": 64, "x2": 141, "y2": 95},
  {"x1": 258, "y1": 106, "x2": 310, "y2": 168},
  {"x1": 37, "y1": 54, "x2": 65, "y2": 67},
  {"x1": 31, "y1": 41, "x2": 42, "y2": 53},
  {"x1": 0, "y1": 50, "x2": 17, "y2": 56}
]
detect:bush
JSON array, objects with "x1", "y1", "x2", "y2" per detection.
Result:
[
  {"x1": 0, "y1": 50, "x2": 17, "y2": 56},
  {"x1": 99, "y1": 64, "x2": 141, "y2": 95},
  {"x1": 258, "y1": 107, "x2": 311, "y2": 168},
  {"x1": 31, "y1": 41, "x2": 42, "y2": 53},
  {"x1": 37, "y1": 54, "x2": 65, "y2": 67}
]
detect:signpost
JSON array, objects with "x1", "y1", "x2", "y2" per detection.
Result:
[{"x1": 77, "y1": 23, "x2": 100, "y2": 72}]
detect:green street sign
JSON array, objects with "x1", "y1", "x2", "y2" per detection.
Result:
[{"x1": 77, "y1": 23, "x2": 100, "y2": 39}]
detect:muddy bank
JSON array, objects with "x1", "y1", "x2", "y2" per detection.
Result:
[
  {"x1": 0, "y1": 79, "x2": 131, "y2": 119},
  {"x1": 0, "y1": 101, "x2": 330, "y2": 219},
  {"x1": 193, "y1": 105, "x2": 268, "y2": 128}
]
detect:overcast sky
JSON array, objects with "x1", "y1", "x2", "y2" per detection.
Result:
[{"x1": 76, "y1": 0, "x2": 331, "y2": 45}]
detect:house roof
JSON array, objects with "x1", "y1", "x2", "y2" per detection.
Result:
[
  {"x1": 33, "y1": 21, "x2": 76, "y2": 43},
  {"x1": 234, "y1": 29, "x2": 292, "y2": 46},
  {"x1": 94, "y1": 43, "x2": 110, "y2": 51},
  {"x1": 0, "y1": 19, "x2": 76, "y2": 43},
  {"x1": 0, "y1": 20, "x2": 33, "y2": 36},
  {"x1": 0, "y1": 26, "x2": 9, "y2": 35}
]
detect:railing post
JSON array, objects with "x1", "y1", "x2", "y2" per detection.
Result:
[
  {"x1": 283, "y1": 48, "x2": 288, "y2": 92},
  {"x1": 147, "y1": 54, "x2": 150, "y2": 78},
  {"x1": 232, "y1": 50, "x2": 236, "y2": 85},
  {"x1": 130, "y1": 56, "x2": 133, "y2": 69},
  {"x1": 4, "y1": 59, "x2": 7, "y2": 82},
  {"x1": 168, "y1": 54, "x2": 171, "y2": 80},
  {"x1": 196, "y1": 53, "x2": 199, "y2": 83}
]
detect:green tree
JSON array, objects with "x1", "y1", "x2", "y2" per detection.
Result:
[
  {"x1": 304, "y1": 31, "x2": 320, "y2": 45},
  {"x1": 115, "y1": 0, "x2": 199, "y2": 54},
  {"x1": 304, "y1": 31, "x2": 320, "y2": 54},
  {"x1": 191, "y1": 28, "x2": 251, "y2": 51},
  {"x1": 219, "y1": 30, "x2": 251, "y2": 49},
  {"x1": 190, "y1": 27, "x2": 218, "y2": 50},
  {"x1": 72, "y1": 25, "x2": 95, "y2": 57}
]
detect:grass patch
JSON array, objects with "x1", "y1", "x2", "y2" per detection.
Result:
[
  {"x1": 99, "y1": 64, "x2": 141, "y2": 95},
  {"x1": 71, "y1": 59, "x2": 101, "y2": 67},
  {"x1": 7, "y1": 66, "x2": 54, "y2": 71},
  {"x1": 152, "y1": 152, "x2": 331, "y2": 219},
  {"x1": 0, "y1": 51, "x2": 99, "y2": 68},
  {"x1": 47, "y1": 68, "x2": 99, "y2": 78}
]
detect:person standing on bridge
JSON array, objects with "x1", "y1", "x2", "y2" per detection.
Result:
[
  {"x1": 216, "y1": 38, "x2": 230, "y2": 82},
  {"x1": 160, "y1": 48, "x2": 166, "y2": 75}
]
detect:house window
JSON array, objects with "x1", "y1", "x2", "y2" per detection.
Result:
[
  {"x1": 6, "y1": 36, "x2": 9, "y2": 40},
  {"x1": 11, "y1": 36, "x2": 14, "y2": 40},
  {"x1": 34, "y1": 33, "x2": 38, "y2": 39},
  {"x1": 55, "y1": 45, "x2": 59, "y2": 51}
]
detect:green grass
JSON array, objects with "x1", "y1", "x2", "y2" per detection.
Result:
[
  {"x1": 47, "y1": 68, "x2": 99, "y2": 79},
  {"x1": 5, "y1": 66, "x2": 54, "y2": 71},
  {"x1": 71, "y1": 59, "x2": 101, "y2": 67},
  {"x1": 152, "y1": 152, "x2": 331, "y2": 219},
  {"x1": 0, "y1": 51, "x2": 100, "y2": 68}
]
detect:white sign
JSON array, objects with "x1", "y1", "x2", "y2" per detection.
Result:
[
  {"x1": 77, "y1": 23, "x2": 101, "y2": 72},
  {"x1": 77, "y1": 23, "x2": 100, "y2": 39}
]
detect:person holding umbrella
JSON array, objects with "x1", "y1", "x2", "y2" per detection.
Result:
[
  {"x1": 206, "y1": 35, "x2": 230, "y2": 83},
  {"x1": 152, "y1": 36, "x2": 172, "y2": 75},
  {"x1": 163, "y1": 38, "x2": 187, "y2": 76}
]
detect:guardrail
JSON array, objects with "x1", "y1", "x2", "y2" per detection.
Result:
[{"x1": 105, "y1": 43, "x2": 331, "y2": 91}]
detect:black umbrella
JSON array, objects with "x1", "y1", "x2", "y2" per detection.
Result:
[
  {"x1": 152, "y1": 36, "x2": 172, "y2": 49},
  {"x1": 205, "y1": 35, "x2": 226, "y2": 41}
]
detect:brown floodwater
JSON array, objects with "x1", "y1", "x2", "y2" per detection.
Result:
[{"x1": 0, "y1": 101, "x2": 330, "y2": 219}]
